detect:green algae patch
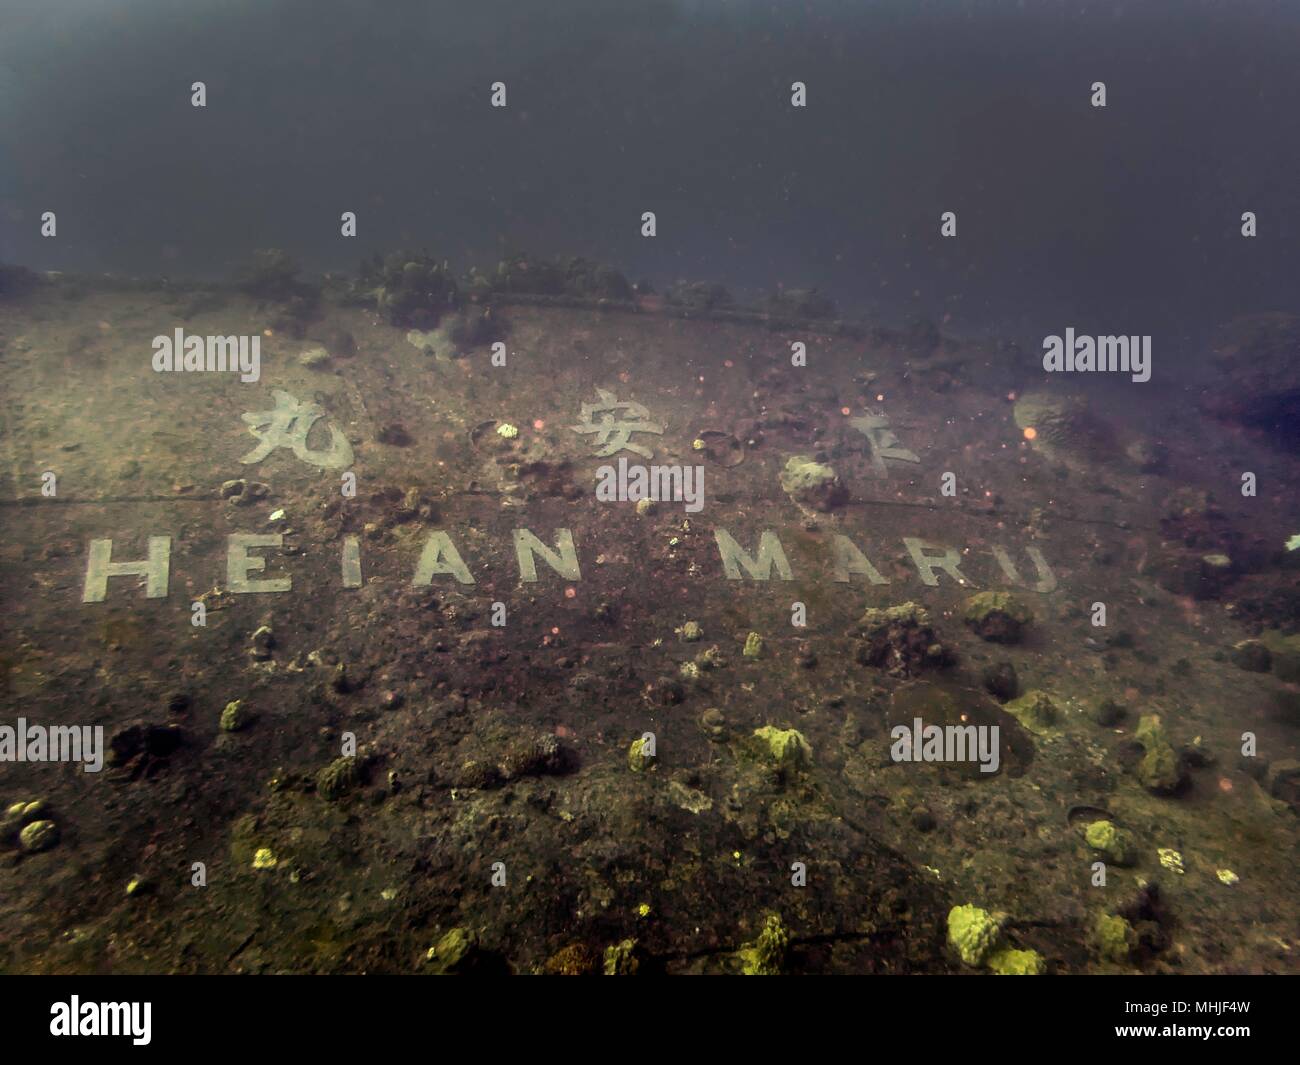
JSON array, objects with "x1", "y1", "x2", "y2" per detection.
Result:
[
  {"x1": 1134, "y1": 714, "x2": 1186, "y2": 794},
  {"x1": 1084, "y1": 820, "x2": 1137, "y2": 867},
  {"x1": 779, "y1": 455, "x2": 835, "y2": 492},
  {"x1": 962, "y1": 591, "x2": 1033, "y2": 643},
  {"x1": 426, "y1": 927, "x2": 477, "y2": 974},
  {"x1": 316, "y1": 756, "x2": 360, "y2": 801},
  {"x1": 603, "y1": 938, "x2": 641, "y2": 975},
  {"x1": 220, "y1": 699, "x2": 254, "y2": 733},
  {"x1": 627, "y1": 735, "x2": 657, "y2": 772},
  {"x1": 18, "y1": 819, "x2": 59, "y2": 853},
  {"x1": 946, "y1": 904, "x2": 1004, "y2": 967},
  {"x1": 947, "y1": 905, "x2": 1048, "y2": 973},
  {"x1": 779, "y1": 455, "x2": 846, "y2": 511},
  {"x1": 1003, "y1": 690, "x2": 1059, "y2": 735},
  {"x1": 752, "y1": 726, "x2": 812, "y2": 771},
  {"x1": 987, "y1": 947, "x2": 1045, "y2": 975},
  {"x1": 737, "y1": 913, "x2": 789, "y2": 975},
  {"x1": 858, "y1": 601, "x2": 931, "y2": 634},
  {"x1": 1091, "y1": 913, "x2": 1136, "y2": 964}
]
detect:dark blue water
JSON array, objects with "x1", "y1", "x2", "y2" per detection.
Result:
[{"x1": 1, "y1": 0, "x2": 1297, "y2": 352}]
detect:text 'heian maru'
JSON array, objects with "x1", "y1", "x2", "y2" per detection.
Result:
[{"x1": 78, "y1": 527, "x2": 1056, "y2": 602}]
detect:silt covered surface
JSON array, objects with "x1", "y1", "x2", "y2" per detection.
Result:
[{"x1": 1, "y1": 281, "x2": 1299, "y2": 973}]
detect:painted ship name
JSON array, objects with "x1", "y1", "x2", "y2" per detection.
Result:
[{"x1": 78, "y1": 526, "x2": 1057, "y2": 602}]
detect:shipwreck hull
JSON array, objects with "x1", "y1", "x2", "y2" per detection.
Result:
[{"x1": 1, "y1": 282, "x2": 1298, "y2": 974}]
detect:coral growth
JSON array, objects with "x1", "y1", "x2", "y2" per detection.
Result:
[
  {"x1": 963, "y1": 591, "x2": 1033, "y2": 643},
  {"x1": 357, "y1": 251, "x2": 459, "y2": 328},
  {"x1": 856, "y1": 603, "x2": 948, "y2": 676},
  {"x1": 946, "y1": 904, "x2": 1004, "y2": 967}
]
